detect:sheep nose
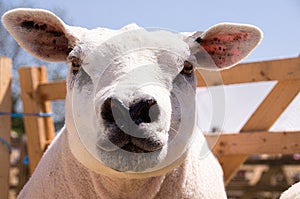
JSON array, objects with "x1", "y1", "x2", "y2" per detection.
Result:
[
  {"x1": 129, "y1": 98, "x2": 159, "y2": 125},
  {"x1": 101, "y1": 97, "x2": 159, "y2": 125}
]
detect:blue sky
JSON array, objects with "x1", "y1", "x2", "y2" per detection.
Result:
[{"x1": 29, "y1": 0, "x2": 300, "y2": 62}]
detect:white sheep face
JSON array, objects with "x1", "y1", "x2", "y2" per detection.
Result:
[
  {"x1": 2, "y1": 8, "x2": 262, "y2": 176},
  {"x1": 68, "y1": 27, "x2": 197, "y2": 173}
]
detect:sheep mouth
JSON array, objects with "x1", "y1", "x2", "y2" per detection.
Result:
[
  {"x1": 96, "y1": 131, "x2": 166, "y2": 172},
  {"x1": 97, "y1": 123, "x2": 166, "y2": 154},
  {"x1": 121, "y1": 142, "x2": 151, "y2": 153}
]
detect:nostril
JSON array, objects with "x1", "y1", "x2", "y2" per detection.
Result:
[
  {"x1": 101, "y1": 98, "x2": 114, "y2": 123},
  {"x1": 101, "y1": 98, "x2": 129, "y2": 124},
  {"x1": 129, "y1": 99, "x2": 160, "y2": 125}
]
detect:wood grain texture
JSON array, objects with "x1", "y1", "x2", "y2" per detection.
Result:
[
  {"x1": 0, "y1": 57, "x2": 12, "y2": 199},
  {"x1": 206, "y1": 131, "x2": 300, "y2": 155}
]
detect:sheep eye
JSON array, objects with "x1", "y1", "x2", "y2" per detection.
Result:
[
  {"x1": 181, "y1": 61, "x2": 194, "y2": 76},
  {"x1": 70, "y1": 56, "x2": 82, "y2": 75}
]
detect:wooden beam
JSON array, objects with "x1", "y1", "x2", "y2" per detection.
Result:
[
  {"x1": 38, "y1": 81, "x2": 66, "y2": 101},
  {"x1": 0, "y1": 57, "x2": 12, "y2": 199},
  {"x1": 197, "y1": 57, "x2": 300, "y2": 86},
  {"x1": 218, "y1": 79, "x2": 300, "y2": 184},
  {"x1": 18, "y1": 66, "x2": 55, "y2": 174},
  {"x1": 206, "y1": 131, "x2": 300, "y2": 156}
]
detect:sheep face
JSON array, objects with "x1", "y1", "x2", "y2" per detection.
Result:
[
  {"x1": 2, "y1": 8, "x2": 262, "y2": 177},
  {"x1": 68, "y1": 27, "x2": 197, "y2": 173}
]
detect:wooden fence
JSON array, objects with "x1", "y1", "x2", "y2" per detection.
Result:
[
  {"x1": 200, "y1": 57, "x2": 300, "y2": 184},
  {"x1": 0, "y1": 56, "x2": 12, "y2": 199},
  {"x1": 18, "y1": 57, "x2": 300, "y2": 186}
]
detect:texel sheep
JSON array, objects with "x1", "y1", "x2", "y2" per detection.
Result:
[{"x1": 2, "y1": 8, "x2": 262, "y2": 199}]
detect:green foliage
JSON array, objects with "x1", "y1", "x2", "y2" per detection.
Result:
[{"x1": 12, "y1": 117, "x2": 24, "y2": 136}]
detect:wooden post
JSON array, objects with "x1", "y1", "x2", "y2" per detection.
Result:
[
  {"x1": 0, "y1": 56, "x2": 12, "y2": 199},
  {"x1": 18, "y1": 66, "x2": 55, "y2": 174}
]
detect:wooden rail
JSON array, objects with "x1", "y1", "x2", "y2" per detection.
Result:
[
  {"x1": 0, "y1": 56, "x2": 12, "y2": 199},
  {"x1": 196, "y1": 57, "x2": 300, "y2": 86},
  {"x1": 206, "y1": 131, "x2": 300, "y2": 156},
  {"x1": 18, "y1": 57, "x2": 300, "y2": 182},
  {"x1": 38, "y1": 81, "x2": 66, "y2": 101}
]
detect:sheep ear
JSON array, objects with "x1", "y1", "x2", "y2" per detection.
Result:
[
  {"x1": 189, "y1": 23, "x2": 262, "y2": 70},
  {"x1": 2, "y1": 8, "x2": 78, "y2": 62}
]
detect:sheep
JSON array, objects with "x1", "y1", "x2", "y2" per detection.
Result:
[
  {"x1": 280, "y1": 182, "x2": 300, "y2": 199},
  {"x1": 2, "y1": 8, "x2": 262, "y2": 199}
]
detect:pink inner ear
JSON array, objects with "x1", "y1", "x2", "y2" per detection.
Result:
[{"x1": 200, "y1": 31, "x2": 253, "y2": 68}]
